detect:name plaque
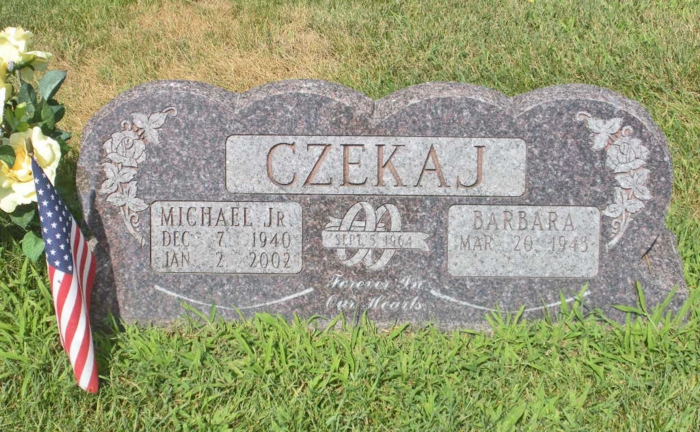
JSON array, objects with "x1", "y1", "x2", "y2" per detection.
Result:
[
  {"x1": 150, "y1": 201, "x2": 303, "y2": 274},
  {"x1": 77, "y1": 80, "x2": 687, "y2": 328},
  {"x1": 448, "y1": 205, "x2": 600, "y2": 278},
  {"x1": 226, "y1": 136, "x2": 526, "y2": 196}
]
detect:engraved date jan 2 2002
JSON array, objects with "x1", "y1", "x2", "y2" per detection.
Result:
[{"x1": 150, "y1": 201, "x2": 302, "y2": 274}]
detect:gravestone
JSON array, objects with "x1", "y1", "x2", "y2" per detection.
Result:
[{"x1": 77, "y1": 80, "x2": 687, "y2": 327}]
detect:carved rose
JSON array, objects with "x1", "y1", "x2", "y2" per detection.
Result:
[
  {"x1": 615, "y1": 168, "x2": 652, "y2": 201},
  {"x1": 605, "y1": 135, "x2": 649, "y2": 173},
  {"x1": 579, "y1": 112, "x2": 652, "y2": 249},
  {"x1": 98, "y1": 107, "x2": 177, "y2": 246},
  {"x1": 103, "y1": 130, "x2": 145, "y2": 167}
]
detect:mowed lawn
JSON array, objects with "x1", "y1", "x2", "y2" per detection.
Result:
[{"x1": 2, "y1": 0, "x2": 700, "y2": 430}]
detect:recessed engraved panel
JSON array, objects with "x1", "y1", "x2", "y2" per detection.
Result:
[
  {"x1": 226, "y1": 135, "x2": 526, "y2": 196},
  {"x1": 321, "y1": 201, "x2": 431, "y2": 271},
  {"x1": 448, "y1": 205, "x2": 600, "y2": 277},
  {"x1": 150, "y1": 201, "x2": 302, "y2": 274}
]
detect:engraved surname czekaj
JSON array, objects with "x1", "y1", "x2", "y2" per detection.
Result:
[
  {"x1": 226, "y1": 136, "x2": 526, "y2": 196},
  {"x1": 150, "y1": 201, "x2": 302, "y2": 274}
]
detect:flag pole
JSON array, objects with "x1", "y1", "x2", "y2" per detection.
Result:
[{"x1": 26, "y1": 137, "x2": 34, "y2": 157}]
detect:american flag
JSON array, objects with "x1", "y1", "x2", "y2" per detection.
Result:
[{"x1": 32, "y1": 157, "x2": 98, "y2": 393}]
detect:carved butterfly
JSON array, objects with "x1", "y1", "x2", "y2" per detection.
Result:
[
  {"x1": 131, "y1": 111, "x2": 169, "y2": 145},
  {"x1": 586, "y1": 117, "x2": 623, "y2": 150}
]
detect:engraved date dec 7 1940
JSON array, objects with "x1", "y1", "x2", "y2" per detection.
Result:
[{"x1": 150, "y1": 201, "x2": 302, "y2": 274}]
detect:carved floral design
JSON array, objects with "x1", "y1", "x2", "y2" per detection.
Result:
[
  {"x1": 577, "y1": 112, "x2": 652, "y2": 250},
  {"x1": 99, "y1": 107, "x2": 177, "y2": 246}
]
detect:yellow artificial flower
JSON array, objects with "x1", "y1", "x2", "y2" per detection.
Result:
[
  {"x1": 0, "y1": 86, "x2": 6, "y2": 124},
  {"x1": 0, "y1": 27, "x2": 33, "y2": 52},
  {"x1": 0, "y1": 62, "x2": 11, "y2": 115},
  {"x1": 0, "y1": 27, "x2": 52, "y2": 81},
  {"x1": 1, "y1": 60, "x2": 13, "y2": 88},
  {"x1": 0, "y1": 127, "x2": 61, "y2": 213}
]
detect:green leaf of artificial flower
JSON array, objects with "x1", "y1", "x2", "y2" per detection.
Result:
[
  {"x1": 18, "y1": 82, "x2": 37, "y2": 106},
  {"x1": 41, "y1": 102, "x2": 56, "y2": 130},
  {"x1": 9, "y1": 204, "x2": 37, "y2": 229},
  {"x1": 22, "y1": 229, "x2": 45, "y2": 262},
  {"x1": 0, "y1": 144, "x2": 15, "y2": 168},
  {"x1": 38, "y1": 70, "x2": 67, "y2": 101},
  {"x1": 46, "y1": 100, "x2": 65, "y2": 123}
]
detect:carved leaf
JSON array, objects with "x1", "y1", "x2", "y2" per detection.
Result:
[
  {"x1": 615, "y1": 172, "x2": 635, "y2": 189},
  {"x1": 128, "y1": 197, "x2": 148, "y2": 212},
  {"x1": 106, "y1": 190, "x2": 127, "y2": 207},
  {"x1": 602, "y1": 203, "x2": 624, "y2": 218},
  {"x1": 632, "y1": 185, "x2": 652, "y2": 201},
  {"x1": 615, "y1": 169, "x2": 651, "y2": 201},
  {"x1": 100, "y1": 163, "x2": 136, "y2": 194},
  {"x1": 109, "y1": 181, "x2": 148, "y2": 213},
  {"x1": 602, "y1": 188, "x2": 625, "y2": 218},
  {"x1": 132, "y1": 140, "x2": 146, "y2": 164},
  {"x1": 634, "y1": 167, "x2": 649, "y2": 184},
  {"x1": 625, "y1": 198, "x2": 644, "y2": 214}
]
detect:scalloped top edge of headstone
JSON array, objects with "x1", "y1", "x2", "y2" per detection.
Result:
[
  {"x1": 80, "y1": 79, "x2": 674, "y2": 235},
  {"x1": 83, "y1": 79, "x2": 670, "y2": 148}
]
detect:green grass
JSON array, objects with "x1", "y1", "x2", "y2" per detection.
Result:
[
  {"x1": 2, "y1": 0, "x2": 700, "y2": 430},
  {"x1": 2, "y1": 246, "x2": 700, "y2": 430}
]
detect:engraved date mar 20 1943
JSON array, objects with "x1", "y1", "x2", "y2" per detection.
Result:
[{"x1": 448, "y1": 205, "x2": 600, "y2": 278}]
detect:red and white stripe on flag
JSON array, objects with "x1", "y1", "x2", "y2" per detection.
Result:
[
  {"x1": 32, "y1": 157, "x2": 99, "y2": 393},
  {"x1": 48, "y1": 224, "x2": 98, "y2": 393}
]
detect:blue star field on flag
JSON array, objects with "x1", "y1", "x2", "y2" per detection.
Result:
[{"x1": 34, "y1": 163, "x2": 74, "y2": 274}]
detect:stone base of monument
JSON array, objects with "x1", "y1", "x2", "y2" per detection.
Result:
[{"x1": 77, "y1": 80, "x2": 687, "y2": 328}]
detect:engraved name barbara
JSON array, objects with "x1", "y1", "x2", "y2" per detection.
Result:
[{"x1": 448, "y1": 206, "x2": 600, "y2": 278}]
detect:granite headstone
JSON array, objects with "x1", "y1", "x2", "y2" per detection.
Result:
[{"x1": 77, "y1": 80, "x2": 687, "y2": 327}]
